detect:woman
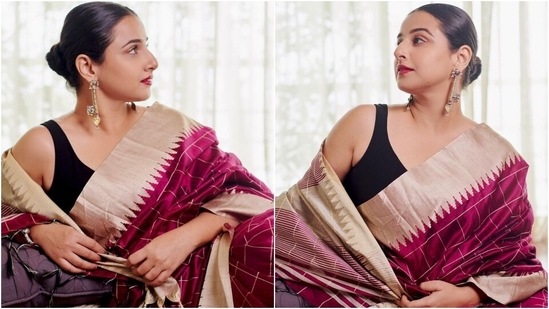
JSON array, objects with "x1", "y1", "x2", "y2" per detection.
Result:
[
  {"x1": 1, "y1": 2, "x2": 274, "y2": 307},
  {"x1": 275, "y1": 3, "x2": 547, "y2": 307}
]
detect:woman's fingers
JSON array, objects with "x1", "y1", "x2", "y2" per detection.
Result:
[
  {"x1": 148, "y1": 270, "x2": 171, "y2": 287},
  {"x1": 72, "y1": 241, "x2": 103, "y2": 263},
  {"x1": 57, "y1": 258, "x2": 87, "y2": 274},
  {"x1": 76, "y1": 234, "x2": 106, "y2": 258}
]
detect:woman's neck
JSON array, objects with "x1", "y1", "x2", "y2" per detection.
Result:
[
  {"x1": 74, "y1": 95, "x2": 136, "y2": 134},
  {"x1": 407, "y1": 92, "x2": 465, "y2": 133}
]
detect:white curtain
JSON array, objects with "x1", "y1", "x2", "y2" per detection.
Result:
[
  {"x1": 275, "y1": 1, "x2": 547, "y2": 260},
  {"x1": 1, "y1": 1, "x2": 274, "y2": 190}
]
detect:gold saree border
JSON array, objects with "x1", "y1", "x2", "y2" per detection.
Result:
[
  {"x1": 72, "y1": 102, "x2": 199, "y2": 246},
  {"x1": 276, "y1": 150, "x2": 405, "y2": 301},
  {"x1": 357, "y1": 123, "x2": 522, "y2": 249},
  {"x1": 2, "y1": 149, "x2": 82, "y2": 232}
]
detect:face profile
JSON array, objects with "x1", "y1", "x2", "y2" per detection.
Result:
[
  {"x1": 90, "y1": 15, "x2": 158, "y2": 103},
  {"x1": 394, "y1": 11, "x2": 457, "y2": 93}
]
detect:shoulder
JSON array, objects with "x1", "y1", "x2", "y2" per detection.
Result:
[
  {"x1": 148, "y1": 102, "x2": 203, "y2": 128},
  {"x1": 11, "y1": 124, "x2": 55, "y2": 186},
  {"x1": 477, "y1": 123, "x2": 521, "y2": 156},
  {"x1": 329, "y1": 104, "x2": 377, "y2": 137},
  {"x1": 12, "y1": 125, "x2": 54, "y2": 155},
  {"x1": 323, "y1": 104, "x2": 378, "y2": 180},
  {"x1": 342, "y1": 104, "x2": 377, "y2": 122}
]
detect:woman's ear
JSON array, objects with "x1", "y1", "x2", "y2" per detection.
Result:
[
  {"x1": 454, "y1": 45, "x2": 472, "y2": 72},
  {"x1": 75, "y1": 54, "x2": 97, "y2": 83}
]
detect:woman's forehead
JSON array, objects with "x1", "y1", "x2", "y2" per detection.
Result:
[
  {"x1": 110, "y1": 15, "x2": 147, "y2": 46},
  {"x1": 399, "y1": 11, "x2": 441, "y2": 36}
]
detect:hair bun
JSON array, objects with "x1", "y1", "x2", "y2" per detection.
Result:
[
  {"x1": 468, "y1": 56, "x2": 482, "y2": 84},
  {"x1": 45, "y1": 43, "x2": 68, "y2": 78}
]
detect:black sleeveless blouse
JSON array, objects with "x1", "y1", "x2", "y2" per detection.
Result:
[
  {"x1": 342, "y1": 104, "x2": 407, "y2": 205},
  {"x1": 42, "y1": 120, "x2": 94, "y2": 213}
]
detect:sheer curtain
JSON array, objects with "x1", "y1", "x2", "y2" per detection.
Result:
[
  {"x1": 275, "y1": 1, "x2": 547, "y2": 260},
  {"x1": 1, "y1": 1, "x2": 274, "y2": 189}
]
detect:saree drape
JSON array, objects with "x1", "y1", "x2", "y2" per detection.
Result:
[
  {"x1": 2, "y1": 102, "x2": 274, "y2": 307},
  {"x1": 275, "y1": 123, "x2": 547, "y2": 307}
]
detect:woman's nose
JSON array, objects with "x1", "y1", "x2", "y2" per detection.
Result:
[
  {"x1": 148, "y1": 50, "x2": 158, "y2": 71},
  {"x1": 393, "y1": 43, "x2": 407, "y2": 60}
]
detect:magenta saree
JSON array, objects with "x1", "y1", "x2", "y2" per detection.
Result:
[
  {"x1": 276, "y1": 123, "x2": 547, "y2": 307},
  {"x1": 2, "y1": 103, "x2": 274, "y2": 307}
]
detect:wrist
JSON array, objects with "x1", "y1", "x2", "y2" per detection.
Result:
[
  {"x1": 460, "y1": 284, "x2": 484, "y2": 307},
  {"x1": 22, "y1": 227, "x2": 38, "y2": 246},
  {"x1": 12, "y1": 226, "x2": 39, "y2": 247},
  {"x1": 28, "y1": 220, "x2": 59, "y2": 247}
]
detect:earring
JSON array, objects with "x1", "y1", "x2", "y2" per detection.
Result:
[
  {"x1": 445, "y1": 69, "x2": 462, "y2": 116},
  {"x1": 406, "y1": 95, "x2": 413, "y2": 111},
  {"x1": 87, "y1": 80, "x2": 100, "y2": 128}
]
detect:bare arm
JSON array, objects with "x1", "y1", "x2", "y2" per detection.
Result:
[
  {"x1": 10, "y1": 125, "x2": 105, "y2": 273},
  {"x1": 11, "y1": 125, "x2": 55, "y2": 188},
  {"x1": 127, "y1": 211, "x2": 239, "y2": 286},
  {"x1": 323, "y1": 104, "x2": 376, "y2": 181}
]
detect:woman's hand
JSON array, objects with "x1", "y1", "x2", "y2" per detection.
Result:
[
  {"x1": 126, "y1": 228, "x2": 196, "y2": 287},
  {"x1": 126, "y1": 211, "x2": 238, "y2": 287},
  {"x1": 30, "y1": 223, "x2": 105, "y2": 274},
  {"x1": 399, "y1": 280, "x2": 484, "y2": 308}
]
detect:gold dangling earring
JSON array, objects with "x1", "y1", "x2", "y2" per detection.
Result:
[
  {"x1": 445, "y1": 69, "x2": 462, "y2": 116},
  {"x1": 87, "y1": 80, "x2": 101, "y2": 128},
  {"x1": 406, "y1": 95, "x2": 413, "y2": 111}
]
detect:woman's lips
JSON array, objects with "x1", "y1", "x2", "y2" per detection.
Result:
[
  {"x1": 397, "y1": 65, "x2": 413, "y2": 75},
  {"x1": 141, "y1": 77, "x2": 153, "y2": 85}
]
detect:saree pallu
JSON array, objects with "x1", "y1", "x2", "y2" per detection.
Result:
[
  {"x1": 275, "y1": 123, "x2": 547, "y2": 307},
  {"x1": 2, "y1": 102, "x2": 274, "y2": 307}
]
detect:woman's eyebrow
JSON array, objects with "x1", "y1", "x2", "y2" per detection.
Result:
[
  {"x1": 121, "y1": 37, "x2": 149, "y2": 48},
  {"x1": 397, "y1": 28, "x2": 434, "y2": 40}
]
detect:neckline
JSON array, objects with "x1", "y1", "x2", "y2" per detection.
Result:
[
  {"x1": 49, "y1": 102, "x2": 157, "y2": 172},
  {"x1": 392, "y1": 122, "x2": 487, "y2": 174}
]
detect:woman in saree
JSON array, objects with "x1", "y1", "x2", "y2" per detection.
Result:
[
  {"x1": 275, "y1": 3, "x2": 547, "y2": 308},
  {"x1": 1, "y1": 2, "x2": 274, "y2": 307}
]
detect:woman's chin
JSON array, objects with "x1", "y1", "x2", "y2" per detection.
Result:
[{"x1": 129, "y1": 94, "x2": 151, "y2": 102}]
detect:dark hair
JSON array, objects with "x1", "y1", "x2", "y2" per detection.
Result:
[
  {"x1": 46, "y1": 2, "x2": 137, "y2": 90},
  {"x1": 412, "y1": 3, "x2": 482, "y2": 88}
]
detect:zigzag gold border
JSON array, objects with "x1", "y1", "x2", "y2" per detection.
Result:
[
  {"x1": 357, "y1": 123, "x2": 521, "y2": 249},
  {"x1": 71, "y1": 102, "x2": 201, "y2": 246}
]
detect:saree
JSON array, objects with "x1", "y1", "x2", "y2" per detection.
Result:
[
  {"x1": 2, "y1": 102, "x2": 274, "y2": 307},
  {"x1": 275, "y1": 123, "x2": 547, "y2": 307}
]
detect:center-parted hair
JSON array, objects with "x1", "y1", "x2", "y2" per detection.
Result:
[
  {"x1": 411, "y1": 3, "x2": 482, "y2": 88},
  {"x1": 45, "y1": 2, "x2": 137, "y2": 90}
]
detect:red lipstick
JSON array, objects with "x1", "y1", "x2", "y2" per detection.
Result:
[
  {"x1": 397, "y1": 65, "x2": 414, "y2": 75},
  {"x1": 141, "y1": 76, "x2": 153, "y2": 86}
]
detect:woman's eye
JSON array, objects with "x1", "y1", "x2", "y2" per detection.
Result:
[
  {"x1": 413, "y1": 37, "x2": 425, "y2": 44},
  {"x1": 129, "y1": 46, "x2": 138, "y2": 54}
]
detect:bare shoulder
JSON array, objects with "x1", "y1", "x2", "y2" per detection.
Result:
[
  {"x1": 329, "y1": 104, "x2": 376, "y2": 138},
  {"x1": 11, "y1": 125, "x2": 54, "y2": 186},
  {"x1": 323, "y1": 104, "x2": 377, "y2": 180}
]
